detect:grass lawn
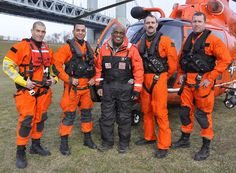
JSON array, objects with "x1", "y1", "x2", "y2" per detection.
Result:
[{"x1": 0, "y1": 40, "x2": 235, "y2": 173}]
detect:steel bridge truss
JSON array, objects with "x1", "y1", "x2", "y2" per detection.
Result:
[{"x1": 0, "y1": 0, "x2": 113, "y2": 29}]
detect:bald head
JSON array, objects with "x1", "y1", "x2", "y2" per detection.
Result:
[{"x1": 112, "y1": 25, "x2": 126, "y2": 35}]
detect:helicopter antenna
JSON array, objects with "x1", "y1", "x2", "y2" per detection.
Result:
[{"x1": 73, "y1": 0, "x2": 134, "y2": 20}]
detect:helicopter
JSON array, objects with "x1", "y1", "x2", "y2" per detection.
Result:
[
  {"x1": 94, "y1": 0, "x2": 235, "y2": 101},
  {"x1": 75, "y1": 0, "x2": 236, "y2": 124}
]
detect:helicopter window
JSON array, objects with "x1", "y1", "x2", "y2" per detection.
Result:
[
  {"x1": 126, "y1": 24, "x2": 145, "y2": 44},
  {"x1": 159, "y1": 24, "x2": 183, "y2": 53},
  {"x1": 187, "y1": 29, "x2": 226, "y2": 44},
  {"x1": 211, "y1": 30, "x2": 226, "y2": 43}
]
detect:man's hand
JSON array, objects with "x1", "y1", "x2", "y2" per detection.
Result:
[
  {"x1": 72, "y1": 78, "x2": 79, "y2": 86},
  {"x1": 179, "y1": 75, "x2": 185, "y2": 85},
  {"x1": 199, "y1": 79, "x2": 211, "y2": 87},
  {"x1": 97, "y1": 89, "x2": 103, "y2": 96},
  {"x1": 26, "y1": 77, "x2": 36, "y2": 90},
  {"x1": 131, "y1": 91, "x2": 140, "y2": 101},
  {"x1": 88, "y1": 78, "x2": 95, "y2": 86},
  {"x1": 46, "y1": 76, "x2": 57, "y2": 86}
]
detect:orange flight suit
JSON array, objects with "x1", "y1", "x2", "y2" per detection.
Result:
[
  {"x1": 178, "y1": 31, "x2": 232, "y2": 140},
  {"x1": 3, "y1": 39, "x2": 53, "y2": 146},
  {"x1": 138, "y1": 33, "x2": 177, "y2": 150},
  {"x1": 53, "y1": 39, "x2": 95, "y2": 136}
]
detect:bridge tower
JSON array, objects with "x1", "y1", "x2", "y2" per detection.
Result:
[
  {"x1": 87, "y1": 0, "x2": 98, "y2": 45},
  {"x1": 116, "y1": 0, "x2": 129, "y2": 26}
]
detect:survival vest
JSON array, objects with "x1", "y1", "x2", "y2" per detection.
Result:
[
  {"x1": 65, "y1": 39, "x2": 95, "y2": 79},
  {"x1": 102, "y1": 43, "x2": 133, "y2": 83},
  {"x1": 139, "y1": 32, "x2": 168, "y2": 74},
  {"x1": 180, "y1": 29, "x2": 216, "y2": 73},
  {"x1": 17, "y1": 39, "x2": 51, "y2": 88}
]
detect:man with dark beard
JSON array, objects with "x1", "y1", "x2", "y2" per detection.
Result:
[{"x1": 95, "y1": 25, "x2": 144, "y2": 153}]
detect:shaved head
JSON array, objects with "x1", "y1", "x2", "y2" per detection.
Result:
[{"x1": 112, "y1": 25, "x2": 126, "y2": 34}]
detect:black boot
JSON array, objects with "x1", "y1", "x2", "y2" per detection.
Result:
[
  {"x1": 16, "y1": 145, "x2": 27, "y2": 169},
  {"x1": 84, "y1": 132, "x2": 97, "y2": 149},
  {"x1": 59, "y1": 135, "x2": 71, "y2": 156},
  {"x1": 97, "y1": 143, "x2": 113, "y2": 152},
  {"x1": 155, "y1": 149, "x2": 168, "y2": 159},
  {"x1": 118, "y1": 145, "x2": 129, "y2": 154},
  {"x1": 171, "y1": 132, "x2": 190, "y2": 149},
  {"x1": 135, "y1": 138, "x2": 156, "y2": 146},
  {"x1": 194, "y1": 137, "x2": 211, "y2": 161},
  {"x1": 30, "y1": 138, "x2": 51, "y2": 156}
]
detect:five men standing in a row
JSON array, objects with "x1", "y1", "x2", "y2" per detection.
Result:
[{"x1": 2, "y1": 11, "x2": 231, "y2": 169}]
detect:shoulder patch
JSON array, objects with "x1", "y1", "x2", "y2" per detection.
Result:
[
  {"x1": 10, "y1": 47, "x2": 17, "y2": 53},
  {"x1": 205, "y1": 43, "x2": 210, "y2": 47},
  {"x1": 171, "y1": 42, "x2": 175, "y2": 47}
]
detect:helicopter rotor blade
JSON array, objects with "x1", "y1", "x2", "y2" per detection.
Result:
[{"x1": 73, "y1": 0, "x2": 134, "y2": 20}]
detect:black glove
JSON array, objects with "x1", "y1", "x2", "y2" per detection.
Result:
[{"x1": 131, "y1": 91, "x2": 140, "y2": 100}]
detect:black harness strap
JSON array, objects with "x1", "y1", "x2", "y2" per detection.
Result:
[
  {"x1": 139, "y1": 32, "x2": 162, "y2": 57},
  {"x1": 182, "y1": 29, "x2": 212, "y2": 89},
  {"x1": 143, "y1": 74, "x2": 160, "y2": 94},
  {"x1": 183, "y1": 29, "x2": 211, "y2": 53}
]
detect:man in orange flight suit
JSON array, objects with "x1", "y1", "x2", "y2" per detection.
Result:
[
  {"x1": 53, "y1": 22, "x2": 97, "y2": 156},
  {"x1": 2, "y1": 21, "x2": 57, "y2": 168},
  {"x1": 172, "y1": 12, "x2": 232, "y2": 161},
  {"x1": 135, "y1": 14, "x2": 177, "y2": 158},
  {"x1": 95, "y1": 25, "x2": 144, "y2": 153}
]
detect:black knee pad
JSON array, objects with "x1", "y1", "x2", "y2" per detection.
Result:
[
  {"x1": 117, "y1": 113, "x2": 131, "y2": 125},
  {"x1": 19, "y1": 115, "x2": 33, "y2": 137},
  {"x1": 80, "y1": 109, "x2": 92, "y2": 122},
  {"x1": 179, "y1": 106, "x2": 191, "y2": 126},
  {"x1": 62, "y1": 112, "x2": 76, "y2": 126},
  {"x1": 36, "y1": 112, "x2": 48, "y2": 132},
  {"x1": 195, "y1": 108, "x2": 209, "y2": 129}
]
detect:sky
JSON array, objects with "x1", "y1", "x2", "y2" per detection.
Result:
[{"x1": 0, "y1": 0, "x2": 235, "y2": 40}]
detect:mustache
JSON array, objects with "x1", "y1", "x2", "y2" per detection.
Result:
[{"x1": 148, "y1": 26, "x2": 154, "y2": 29}]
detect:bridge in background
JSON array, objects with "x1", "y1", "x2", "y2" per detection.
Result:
[
  {"x1": 0, "y1": 0, "x2": 113, "y2": 30},
  {"x1": 0, "y1": 0, "x2": 120, "y2": 43}
]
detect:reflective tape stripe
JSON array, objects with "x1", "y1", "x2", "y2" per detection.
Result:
[
  {"x1": 2, "y1": 59, "x2": 18, "y2": 79},
  {"x1": 134, "y1": 83, "x2": 142, "y2": 87},
  {"x1": 95, "y1": 78, "x2": 104, "y2": 81},
  {"x1": 41, "y1": 50, "x2": 49, "y2": 53},
  {"x1": 32, "y1": 50, "x2": 49, "y2": 53}
]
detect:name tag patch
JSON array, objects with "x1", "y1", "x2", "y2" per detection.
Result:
[
  {"x1": 119, "y1": 62, "x2": 126, "y2": 70},
  {"x1": 105, "y1": 63, "x2": 112, "y2": 69}
]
